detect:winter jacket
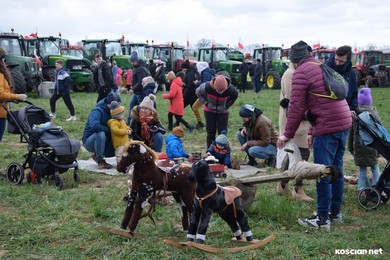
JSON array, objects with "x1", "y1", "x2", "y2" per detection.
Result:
[
  {"x1": 238, "y1": 62, "x2": 249, "y2": 76},
  {"x1": 183, "y1": 66, "x2": 199, "y2": 106},
  {"x1": 131, "y1": 60, "x2": 150, "y2": 94},
  {"x1": 348, "y1": 106, "x2": 379, "y2": 167},
  {"x1": 165, "y1": 134, "x2": 189, "y2": 160},
  {"x1": 143, "y1": 82, "x2": 156, "y2": 98},
  {"x1": 82, "y1": 99, "x2": 115, "y2": 157},
  {"x1": 325, "y1": 53, "x2": 358, "y2": 111},
  {"x1": 107, "y1": 118, "x2": 131, "y2": 149},
  {"x1": 207, "y1": 141, "x2": 232, "y2": 166},
  {"x1": 155, "y1": 64, "x2": 166, "y2": 84},
  {"x1": 284, "y1": 55, "x2": 352, "y2": 138},
  {"x1": 254, "y1": 63, "x2": 262, "y2": 78},
  {"x1": 162, "y1": 77, "x2": 185, "y2": 116},
  {"x1": 112, "y1": 65, "x2": 118, "y2": 83},
  {"x1": 0, "y1": 73, "x2": 21, "y2": 119},
  {"x1": 115, "y1": 68, "x2": 123, "y2": 87},
  {"x1": 130, "y1": 106, "x2": 166, "y2": 146},
  {"x1": 278, "y1": 63, "x2": 310, "y2": 149},
  {"x1": 55, "y1": 67, "x2": 71, "y2": 95},
  {"x1": 196, "y1": 74, "x2": 238, "y2": 114},
  {"x1": 125, "y1": 69, "x2": 132, "y2": 86},
  {"x1": 244, "y1": 113, "x2": 279, "y2": 148},
  {"x1": 93, "y1": 61, "x2": 115, "y2": 90},
  {"x1": 148, "y1": 63, "x2": 157, "y2": 78},
  {"x1": 198, "y1": 67, "x2": 215, "y2": 85}
]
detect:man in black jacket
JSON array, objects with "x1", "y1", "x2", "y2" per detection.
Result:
[
  {"x1": 254, "y1": 59, "x2": 263, "y2": 93},
  {"x1": 93, "y1": 53, "x2": 116, "y2": 103},
  {"x1": 238, "y1": 60, "x2": 249, "y2": 93},
  {"x1": 128, "y1": 51, "x2": 150, "y2": 123}
]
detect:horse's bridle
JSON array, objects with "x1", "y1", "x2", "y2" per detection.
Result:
[{"x1": 195, "y1": 186, "x2": 219, "y2": 209}]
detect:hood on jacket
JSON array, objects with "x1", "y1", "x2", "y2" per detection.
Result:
[
  {"x1": 165, "y1": 133, "x2": 181, "y2": 144},
  {"x1": 116, "y1": 68, "x2": 123, "y2": 76},
  {"x1": 325, "y1": 53, "x2": 352, "y2": 76}
]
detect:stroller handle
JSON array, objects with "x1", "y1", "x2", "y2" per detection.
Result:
[{"x1": 2, "y1": 99, "x2": 34, "y2": 110}]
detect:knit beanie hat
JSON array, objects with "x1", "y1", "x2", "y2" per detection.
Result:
[
  {"x1": 139, "y1": 94, "x2": 156, "y2": 112},
  {"x1": 105, "y1": 92, "x2": 121, "y2": 104},
  {"x1": 239, "y1": 104, "x2": 255, "y2": 118},
  {"x1": 215, "y1": 130, "x2": 228, "y2": 146},
  {"x1": 130, "y1": 51, "x2": 139, "y2": 62},
  {"x1": 0, "y1": 47, "x2": 5, "y2": 59},
  {"x1": 142, "y1": 76, "x2": 155, "y2": 87},
  {"x1": 289, "y1": 40, "x2": 310, "y2": 63},
  {"x1": 181, "y1": 60, "x2": 190, "y2": 69},
  {"x1": 110, "y1": 101, "x2": 125, "y2": 118},
  {"x1": 166, "y1": 71, "x2": 176, "y2": 82},
  {"x1": 196, "y1": 61, "x2": 209, "y2": 74},
  {"x1": 358, "y1": 87, "x2": 372, "y2": 106},
  {"x1": 212, "y1": 75, "x2": 228, "y2": 92},
  {"x1": 172, "y1": 126, "x2": 185, "y2": 138}
]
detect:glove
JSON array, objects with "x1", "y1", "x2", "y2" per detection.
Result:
[{"x1": 18, "y1": 94, "x2": 28, "y2": 101}]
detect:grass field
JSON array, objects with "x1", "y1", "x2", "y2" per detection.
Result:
[{"x1": 0, "y1": 88, "x2": 390, "y2": 259}]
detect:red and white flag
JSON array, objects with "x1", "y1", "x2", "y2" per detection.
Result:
[
  {"x1": 313, "y1": 42, "x2": 320, "y2": 49},
  {"x1": 238, "y1": 41, "x2": 244, "y2": 49},
  {"x1": 212, "y1": 38, "x2": 216, "y2": 48}
]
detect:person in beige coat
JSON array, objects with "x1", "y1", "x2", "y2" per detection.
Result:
[{"x1": 277, "y1": 62, "x2": 313, "y2": 202}]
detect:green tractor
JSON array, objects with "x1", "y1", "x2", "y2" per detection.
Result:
[
  {"x1": 253, "y1": 46, "x2": 289, "y2": 89},
  {"x1": 25, "y1": 36, "x2": 94, "y2": 92},
  {"x1": 82, "y1": 39, "x2": 131, "y2": 69},
  {"x1": 227, "y1": 49, "x2": 245, "y2": 62},
  {"x1": 122, "y1": 42, "x2": 148, "y2": 60},
  {"x1": 0, "y1": 31, "x2": 41, "y2": 93},
  {"x1": 198, "y1": 46, "x2": 241, "y2": 87}
]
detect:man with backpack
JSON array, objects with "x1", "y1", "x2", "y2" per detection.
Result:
[
  {"x1": 325, "y1": 46, "x2": 358, "y2": 111},
  {"x1": 277, "y1": 40, "x2": 352, "y2": 231}
]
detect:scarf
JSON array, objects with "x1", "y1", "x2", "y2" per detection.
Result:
[{"x1": 140, "y1": 115, "x2": 154, "y2": 145}]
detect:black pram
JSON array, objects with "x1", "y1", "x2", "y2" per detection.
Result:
[
  {"x1": 4, "y1": 100, "x2": 80, "y2": 190},
  {"x1": 355, "y1": 111, "x2": 390, "y2": 209}
]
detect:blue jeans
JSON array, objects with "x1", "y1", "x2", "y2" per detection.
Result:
[
  {"x1": 151, "y1": 132, "x2": 164, "y2": 152},
  {"x1": 0, "y1": 118, "x2": 6, "y2": 142},
  {"x1": 236, "y1": 130, "x2": 277, "y2": 159},
  {"x1": 313, "y1": 130, "x2": 348, "y2": 220},
  {"x1": 127, "y1": 94, "x2": 144, "y2": 124},
  {"x1": 83, "y1": 131, "x2": 107, "y2": 162},
  {"x1": 358, "y1": 164, "x2": 380, "y2": 191}
]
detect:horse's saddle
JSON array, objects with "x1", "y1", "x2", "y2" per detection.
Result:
[{"x1": 221, "y1": 186, "x2": 242, "y2": 205}]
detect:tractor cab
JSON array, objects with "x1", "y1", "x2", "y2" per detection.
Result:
[
  {"x1": 152, "y1": 43, "x2": 188, "y2": 72},
  {"x1": 312, "y1": 48, "x2": 336, "y2": 63},
  {"x1": 122, "y1": 42, "x2": 147, "y2": 60},
  {"x1": 198, "y1": 46, "x2": 241, "y2": 87},
  {"x1": 353, "y1": 50, "x2": 388, "y2": 87}
]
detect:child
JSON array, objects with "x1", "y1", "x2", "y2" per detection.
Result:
[
  {"x1": 206, "y1": 130, "x2": 240, "y2": 169},
  {"x1": 348, "y1": 87, "x2": 380, "y2": 191},
  {"x1": 162, "y1": 71, "x2": 194, "y2": 132},
  {"x1": 165, "y1": 126, "x2": 189, "y2": 161},
  {"x1": 114, "y1": 67, "x2": 123, "y2": 95},
  {"x1": 142, "y1": 76, "x2": 157, "y2": 98},
  {"x1": 107, "y1": 101, "x2": 132, "y2": 163}
]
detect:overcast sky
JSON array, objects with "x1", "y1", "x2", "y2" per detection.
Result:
[{"x1": 2, "y1": 0, "x2": 389, "y2": 50}]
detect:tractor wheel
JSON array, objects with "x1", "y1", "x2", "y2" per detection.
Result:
[
  {"x1": 42, "y1": 67, "x2": 56, "y2": 81},
  {"x1": 264, "y1": 71, "x2": 281, "y2": 89},
  {"x1": 72, "y1": 82, "x2": 96, "y2": 93},
  {"x1": 9, "y1": 68, "x2": 26, "y2": 94},
  {"x1": 365, "y1": 75, "x2": 374, "y2": 87}
]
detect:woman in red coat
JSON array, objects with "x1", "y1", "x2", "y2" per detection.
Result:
[{"x1": 162, "y1": 71, "x2": 194, "y2": 132}]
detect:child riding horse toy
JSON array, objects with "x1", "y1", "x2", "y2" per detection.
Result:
[
  {"x1": 116, "y1": 140, "x2": 194, "y2": 236},
  {"x1": 186, "y1": 159, "x2": 253, "y2": 244}
]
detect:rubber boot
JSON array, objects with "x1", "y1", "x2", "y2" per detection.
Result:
[
  {"x1": 276, "y1": 182, "x2": 292, "y2": 196},
  {"x1": 292, "y1": 186, "x2": 315, "y2": 202}
]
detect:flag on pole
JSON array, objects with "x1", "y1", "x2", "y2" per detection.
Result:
[
  {"x1": 29, "y1": 32, "x2": 38, "y2": 38},
  {"x1": 238, "y1": 41, "x2": 244, "y2": 49},
  {"x1": 212, "y1": 38, "x2": 216, "y2": 48},
  {"x1": 313, "y1": 42, "x2": 320, "y2": 49}
]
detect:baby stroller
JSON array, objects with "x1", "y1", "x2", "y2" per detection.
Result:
[
  {"x1": 4, "y1": 100, "x2": 80, "y2": 190},
  {"x1": 355, "y1": 111, "x2": 390, "y2": 209}
]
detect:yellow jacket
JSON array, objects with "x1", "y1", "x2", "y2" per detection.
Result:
[
  {"x1": 0, "y1": 73, "x2": 21, "y2": 119},
  {"x1": 107, "y1": 118, "x2": 132, "y2": 148}
]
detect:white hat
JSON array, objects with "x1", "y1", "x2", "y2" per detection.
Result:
[{"x1": 196, "y1": 61, "x2": 209, "y2": 74}]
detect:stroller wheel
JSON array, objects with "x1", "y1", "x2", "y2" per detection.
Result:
[
  {"x1": 73, "y1": 167, "x2": 80, "y2": 183},
  {"x1": 6, "y1": 163, "x2": 24, "y2": 185},
  {"x1": 54, "y1": 174, "x2": 64, "y2": 190},
  {"x1": 357, "y1": 188, "x2": 381, "y2": 210}
]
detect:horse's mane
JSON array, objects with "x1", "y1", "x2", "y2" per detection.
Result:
[{"x1": 122, "y1": 140, "x2": 159, "y2": 161}]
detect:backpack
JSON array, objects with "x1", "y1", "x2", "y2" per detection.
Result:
[{"x1": 309, "y1": 62, "x2": 349, "y2": 100}]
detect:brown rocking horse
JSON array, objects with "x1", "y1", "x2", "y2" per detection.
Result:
[{"x1": 117, "y1": 140, "x2": 194, "y2": 236}]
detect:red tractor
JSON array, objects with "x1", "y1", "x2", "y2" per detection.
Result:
[
  {"x1": 312, "y1": 47, "x2": 336, "y2": 63},
  {"x1": 152, "y1": 42, "x2": 195, "y2": 73},
  {"x1": 353, "y1": 50, "x2": 388, "y2": 87}
]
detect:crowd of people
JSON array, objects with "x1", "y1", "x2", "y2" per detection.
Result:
[{"x1": 0, "y1": 41, "x2": 380, "y2": 231}]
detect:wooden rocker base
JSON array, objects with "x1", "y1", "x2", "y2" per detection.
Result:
[
  {"x1": 160, "y1": 234, "x2": 275, "y2": 253},
  {"x1": 96, "y1": 226, "x2": 135, "y2": 239}
]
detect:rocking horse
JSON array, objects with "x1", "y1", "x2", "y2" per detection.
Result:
[{"x1": 116, "y1": 140, "x2": 194, "y2": 236}]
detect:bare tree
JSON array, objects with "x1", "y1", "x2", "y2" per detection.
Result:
[{"x1": 196, "y1": 38, "x2": 212, "y2": 48}]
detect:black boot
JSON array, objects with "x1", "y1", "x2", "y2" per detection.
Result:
[{"x1": 247, "y1": 156, "x2": 258, "y2": 166}]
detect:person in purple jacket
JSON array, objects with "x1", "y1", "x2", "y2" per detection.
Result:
[{"x1": 277, "y1": 40, "x2": 352, "y2": 231}]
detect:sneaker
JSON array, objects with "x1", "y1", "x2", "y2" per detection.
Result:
[
  {"x1": 49, "y1": 113, "x2": 56, "y2": 119},
  {"x1": 298, "y1": 215, "x2": 330, "y2": 231},
  {"x1": 97, "y1": 160, "x2": 114, "y2": 169},
  {"x1": 195, "y1": 122, "x2": 205, "y2": 129},
  {"x1": 187, "y1": 125, "x2": 195, "y2": 133},
  {"x1": 329, "y1": 212, "x2": 343, "y2": 223},
  {"x1": 66, "y1": 115, "x2": 77, "y2": 121}
]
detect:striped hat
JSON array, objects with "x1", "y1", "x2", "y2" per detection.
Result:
[{"x1": 110, "y1": 101, "x2": 125, "y2": 118}]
